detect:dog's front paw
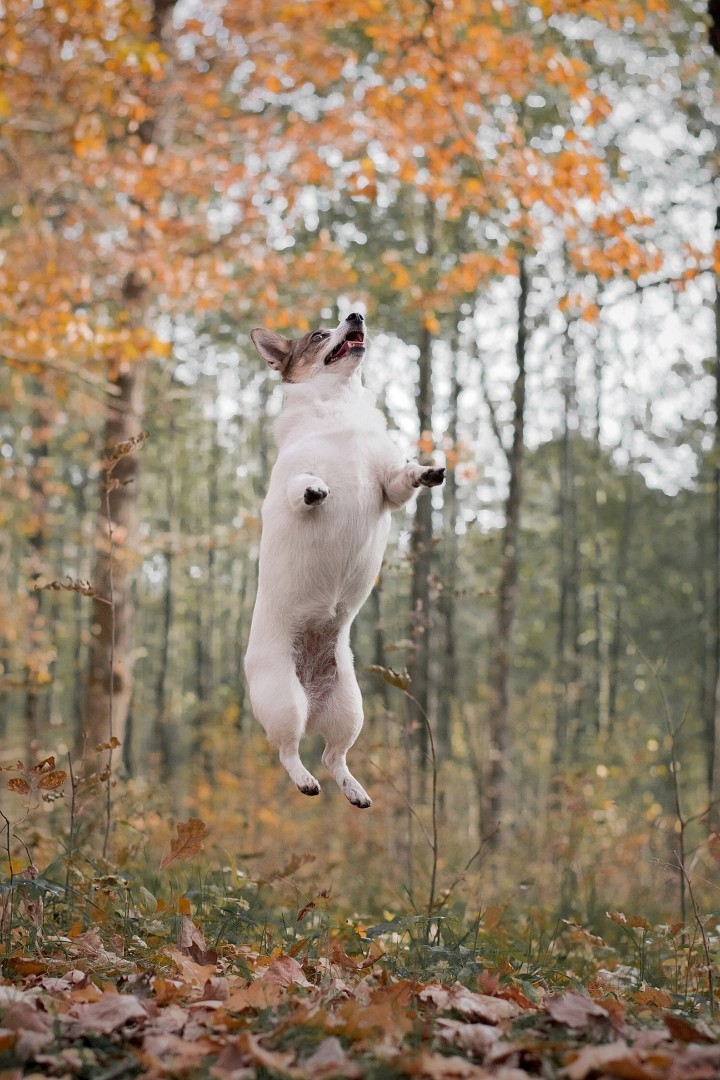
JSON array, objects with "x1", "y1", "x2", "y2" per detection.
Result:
[
  {"x1": 297, "y1": 776, "x2": 322, "y2": 796},
  {"x1": 304, "y1": 483, "x2": 329, "y2": 506},
  {"x1": 342, "y1": 778, "x2": 372, "y2": 809},
  {"x1": 418, "y1": 466, "x2": 446, "y2": 488}
]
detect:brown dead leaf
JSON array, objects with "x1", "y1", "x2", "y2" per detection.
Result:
[
  {"x1": 331, "y1": 942, "x2": 383, "y2": 972},
  {"x1": 70, "y1": 990, "x2": 148, "y2": 1035},
  {"x1": 2, "y1": 958, "x2": 47, "y2": 977},
  {"x1": 545, "y1": 991, "x2": 609, "y2": 1029},
  {"x1": 399, "y1": 1049, "x2": 491, "y2": 1077},
  {"x1": 177, "y1": 915, "x2": 218, "y2": 965},
  {"x1": 663, "y1": 1012, "x2": 716, "y2": 1044},
  {"x1": 6, "y1": 778, "x2": 31, "y2": 795},
  {"x1": 160, "y1": 817, "x2": 209, "y2": 869},
  {"x1": 165, "y1": 946, "x2": 218, "y2": 990},
  {"x1": 419, "y1": 982, "x2": 519, "y2": 1023},
  {"x1": 562, "y1": 1039, "x2": 671, "y2": 1080},
  {"x1": 258, "y1": 954, "x2": 313, "y2": 989},
  {"x1": 1, "y1": 1000, "x2": 54, "y2": 1060},
  {"x1": 301, "y1": 1036, "x2": 363, "y2": 1079},
  {"x1": 669, "y1": 1045, "x2": 720, "y2": 1079},
  {"x1": 222, "y1": 1032, "x2": 298, "y2": 1077},
  {"x1": 337, "y1": 984, "x2": 416, "y2": 1042},
  {"x1": 634, "y1": 985, "x2": 673, "y2": 1009},
  {"x1": 366, "y1": 664, "x2": 412, "y2": 691},
  {"x1": 436, "y1": 1018, "x2": 501, "y2": 1056},
  {"x1": 607, "y1": 911, "x2": 652, "y2": 931},
  {"x1": 141, "y1": 1032, "x2": 217, "y2": 1073},
  {"x1": 224, "y1": 980, "x2": 285, "y2": 1012},
  {"x1": 36, "y1": 769, "x2": 67, "y2": 791}
]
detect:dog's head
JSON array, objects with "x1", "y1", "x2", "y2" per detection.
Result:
[{"x1": 251, "y1": 313, "x2": 366, "y2": 383}]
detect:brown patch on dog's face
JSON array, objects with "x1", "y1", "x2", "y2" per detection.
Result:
[{"x1": 251, "y1": 318, "x2": 366, "y2": 383}]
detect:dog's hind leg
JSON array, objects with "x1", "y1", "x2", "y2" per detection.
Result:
[
  {"x1": 244, "y1": 649, "x2": 321, "y2": 796},
  {"x1": 317, "y1": 639, "x2": 372, "y2": 808}
]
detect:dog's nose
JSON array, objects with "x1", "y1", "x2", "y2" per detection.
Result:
[{"x1": 347, "y1": 312, "x2": 364, "y2": 323}]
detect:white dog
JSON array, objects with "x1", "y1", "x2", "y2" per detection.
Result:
[{"x1": 244, "y1": 313, "x2": 445, "y2": 807}]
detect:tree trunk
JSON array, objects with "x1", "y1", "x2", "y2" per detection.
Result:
[
  {"x1": 406, "y1": 320, "x2": 434, "y2": 768},
  {"x1": 436, "y1": 341, "x2": 460, "y2": 761},
  {"x1": 607, "y1": 479, "x2": 633, "y2": 738},
  {"x1": 710, "y1": 206, "x2": 720, "y2": 826},
  {"x1": 152, "y1": 414, "x2": 176, "y2": 780},
  {"x1": 552, "y1": 319, "x2": 581, "y2": 769},
  {"x1": 484, "y1": 256, "x2": 529, "y2": 843},
  {"x1": 78, "y1": 361, "x2": 146, "y2": 770},
  {"x1": 24, "y1": 420, "x2": 49, "y2": 760}
]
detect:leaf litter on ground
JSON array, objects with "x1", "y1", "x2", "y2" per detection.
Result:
[{"x1": 0, "y1": 915, "x2": 717, "y2": 1078}]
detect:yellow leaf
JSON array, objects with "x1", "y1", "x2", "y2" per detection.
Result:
[{"x1": 365, "y1": 665, "x2": 411, "y2": 691}]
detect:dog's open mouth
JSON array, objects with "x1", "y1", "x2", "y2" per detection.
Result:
[{"x1": 325, "y1": 331, "x2": 365, "y2": 364}]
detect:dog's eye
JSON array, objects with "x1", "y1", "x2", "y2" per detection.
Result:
[{"x1": 311, "y1": 331, "x2": 329, "y2": 341}]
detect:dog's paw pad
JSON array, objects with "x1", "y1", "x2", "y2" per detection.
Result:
[
  {"x1": 343, "y1": 780, "x2": 372, "y2": 808},
  {"x1": 419, "y1": 467, "x2": 445, "y2": 488},
  {"x1": 298, "y1": 779, "x2": 321, "y2": 796},
  {"x1": 304, "y1": 485, "x2": 329, "y2": 505},
  {"x1": 350, "y1": 794, "x2": 372, "y2": 809}
]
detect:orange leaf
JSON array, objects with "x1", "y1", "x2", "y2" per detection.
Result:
[
  {"x1": 30, "y1": 756, "x2": 56, "y2": 775},
  {"x1": 160, "y1": 818, "x2": 209, "y2": 869},
  {"x1": 37, "y1": 770, "x2": 67, "y2": 791},
  {"x1": 7, "y1": 778, "x2": 31, "y2": 795}
]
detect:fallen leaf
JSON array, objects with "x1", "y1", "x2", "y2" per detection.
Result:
[
  {"x1": 224, "y1": 980, "x2": 285, "y2": 1011},
  {"x1": 70, "y1": 990, "x2": 148, "y2": 1034},
  {"x1": 545, "y1": 991, "x2": 609, "y2": 1029},
  {"x1": 331, "y1": 942, "x2": 382, "y2": 972},
  {"x1": 420, "y1": 983, "x2": 519, "y2": 1023},
  {"x1": 399, "y1": 1049, "x2": 491, "y2": 1077},
  {"x1": 225, "y1": 1032, "x2": 297, "y2": 1076},
  {"x1": 435, "y1": 1018, "x2": 501, "y2": 1055},
  {"x1": 669, "y1": 1045, "x2": 720, "y2": 1079},
  {"x1": 177, "y1": 915, "x2": 218, "y2": 965},
  {"x1": 165, "y1": 946, "x2": 218, "y2": 990},
  {"x1": 663, "y1": 1012, "x2": 716, "y2": 1044},
  {"x1": 160, "y1": 818, "x2": 209, "y2": 869},
  {"x1": 258, "y1": 955, "x2": 312, "y2": 989},
  {"x1": 141, "y1": 1032, "x2": 217, "y2": 1073},
  {"x1": 634, "y1": 984, "x2": 673, "y2": 1009},
  {"x1": 566, "y1": 1041, "x2": 674, "y2": 1080},
  {"x1": 0, "y1": 1001, "x2": 54, "y2": 1060},
  {"x1": 301, "y1": 1036, "x2": 363, "y2": 1079}
]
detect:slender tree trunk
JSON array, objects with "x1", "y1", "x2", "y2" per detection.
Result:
[
  {"x1": 79, "y1": 360, "x2": 146, "y2": 768},
  {"x1": 484, "y1": 256, "x2": 529, "y2": 843},
  {"x1": 710, "y1": 207, "x2": 720, "y2": 826},
  {"x1": 607, "y1": 479, "x2": 633, "y2": 738},
  {"x1": 369, "y1": 575, "x2": 390, "y2": 714},
  {"x1": 152, "y1": 415, "x2": 176, "y2": 779},
  {"x1": 553, "y1": 319, "x2": 582, "y2": 768},
  {"x1": 436, "y1": 342, "x2": 460, "y2": 761},
  {"x1": 589, "y1": 348, "x2": 606, "y2": 737},
  {"x1": 407, "y1": 321, "x2": 434, "y2": 769},
  {"x1": 24, "y1": 421, "x2": 49, "y2": 759}
]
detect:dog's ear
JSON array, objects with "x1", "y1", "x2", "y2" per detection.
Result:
[{"x1": 251, "y1": 328, "x2": 292, "y2": 373}]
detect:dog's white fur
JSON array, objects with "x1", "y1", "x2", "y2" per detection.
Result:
[{"x1": 244, "y1": 314, "x2": 444, "y2": 807}]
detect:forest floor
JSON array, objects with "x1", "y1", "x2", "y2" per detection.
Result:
[{"x1": 0, "y1": 902, "x2": 717, "y2": 1079}]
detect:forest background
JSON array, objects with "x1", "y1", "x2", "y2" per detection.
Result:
[{"x1": 1, "y1": 0, "x2": 719, "y2": 947}]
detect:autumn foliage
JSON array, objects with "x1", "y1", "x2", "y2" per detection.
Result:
[{"x1": 0, "y1": 0, "x2": 719, "y2": 1069}]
